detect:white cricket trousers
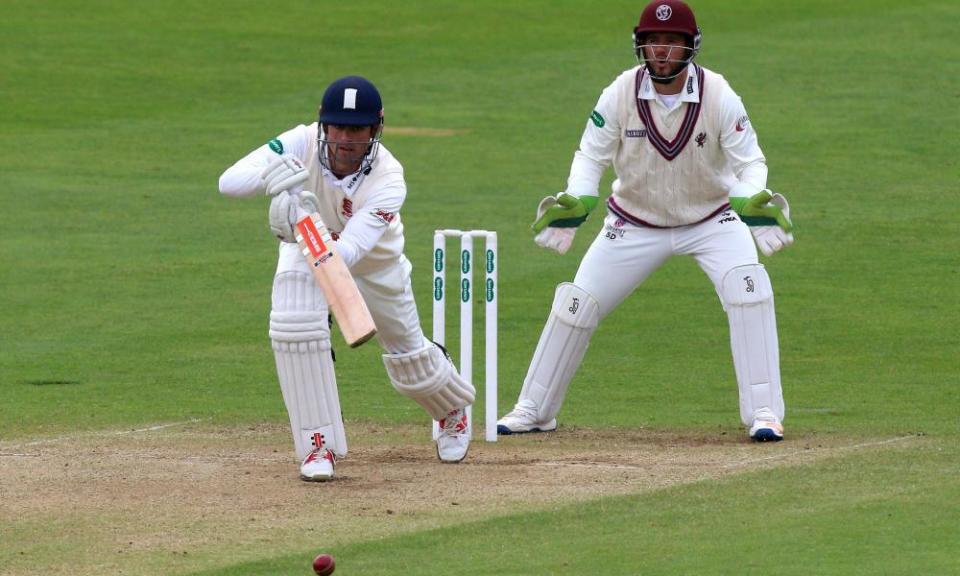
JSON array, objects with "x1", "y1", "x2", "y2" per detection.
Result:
[{"x1": 575, "y1": 210, "x2": 760, "y2": 318}]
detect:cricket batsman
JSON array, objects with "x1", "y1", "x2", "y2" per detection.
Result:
[
  {"x1": 497, "y1": 0, "x2": 795, "y2": 441},
  {"x1": 219, "y1": 76, "x2": 474, "y2": 481}
]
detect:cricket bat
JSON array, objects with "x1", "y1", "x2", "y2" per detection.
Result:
[{"x1": 294, "y1": 212, "x2": 377, "y2": 348}]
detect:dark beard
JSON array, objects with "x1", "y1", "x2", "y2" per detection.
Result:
[{"x1": 646, "y1": 60, "x2": 688, "y2": 82}]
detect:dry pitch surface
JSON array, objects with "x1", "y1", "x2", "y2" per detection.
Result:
[{"x1": 0, "y1": 421, "x2": 914, "y2": 576}]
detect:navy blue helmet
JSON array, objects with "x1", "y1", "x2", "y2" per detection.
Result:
[
  {"x1": 317, "y1": 76, "x2": 384, "y2": 176},
  {"x1": 319, "y1": 76, "x2": 384, "y2": 127}
]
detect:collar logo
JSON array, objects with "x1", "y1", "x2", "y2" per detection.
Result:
[{"x1": 656, "y1": 5, "x2": 672, "y2": 20}]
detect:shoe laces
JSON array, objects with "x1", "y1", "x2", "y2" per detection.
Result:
[
  {"x1": 304, "y1": 448, "x2": 334, "y2": 465},
  {"x1": 440, "y1": 409, "x2": 467, "y2": 435},
  {"x1": 753, "y1": 408, "x2": 779, "y2": 425},
  {"x1": 507, "y1": 399, "x2": 538, "y2": 420}
]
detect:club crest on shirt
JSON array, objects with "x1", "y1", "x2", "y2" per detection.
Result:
[
  {"x1": 626, "y1": 129, "x2": 647, "y2": 138},
  {"x1": 695, "y1": 132, "x2": 706, "y2": 147},
  {"x1": 341, "y1": 198, "x2": 353, "y2": 218}
]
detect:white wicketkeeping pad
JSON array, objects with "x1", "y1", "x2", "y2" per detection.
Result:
[
  {"x1": 518, "y1": 282, "x2": 600, "y2": 422},
  {"x1": 721, "y1": 264, "x2": 785, "y2": 425}
]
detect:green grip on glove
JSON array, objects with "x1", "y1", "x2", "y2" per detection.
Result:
[
  {"x1": 730, "y1": 190, "x2": 793, "y2": 232},
  {"x1": 532, "y1": 194, "x2": 599, "y2": 233}
]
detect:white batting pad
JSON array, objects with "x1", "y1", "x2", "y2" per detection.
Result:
[
  {"x1": 518, "y1": 282, "x2": 600, "y2": 422},
  {"x1": 270, "y1": 271, "x2": 348, "y2": 458},
  {"x1": 383, "y1": 343, "x2": 476, "y2": 421},
  {"x1": 721, "y1": 264, "x2": 785, "y2": 426}
]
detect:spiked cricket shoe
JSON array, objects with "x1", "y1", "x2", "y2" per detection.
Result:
[
  {"x1": 436, "y1": 407, "x2": 470, "y2": 463},
  {"x1": 749, "y1": 418, "x2": 784, "y2": 442},
  {"x1": 496, "y1": 400, "x2": 557, "y2": 435},
  {"x1": 300, "y1": 447, "x2": 336, "y2": 481}
]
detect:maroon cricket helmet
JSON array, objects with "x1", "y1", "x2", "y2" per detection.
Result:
[
  {"x1": 634, "y1": 0, "x2": 699, "y2": 39},
  {"x1": 632, "y1": 0, "x2": 702, "y2": 81}
]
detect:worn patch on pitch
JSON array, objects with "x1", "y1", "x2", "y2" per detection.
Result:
[{"x1": 0, "y1": 422, "x2": 920, "y2": 576}]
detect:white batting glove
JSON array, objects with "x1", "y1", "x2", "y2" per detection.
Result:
[
  {"x1": 534, "y1": 227, "x2": 576, "y2": 254},
  {"x1": 749, "y1": 193, "x2": 794, "y2": 256},
  {"x1": 261, "y1": 154, "x2": 309, "y2": 196},
  {"x1": 269, "y1": 190, "x2": 320, "y2": 243}
]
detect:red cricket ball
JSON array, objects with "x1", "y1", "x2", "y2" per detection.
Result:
[{"x1": 313, "y1": 553, "x2": 336, "y2": 576}]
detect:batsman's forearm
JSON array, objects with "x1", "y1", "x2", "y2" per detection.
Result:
[
  {"x1": 218, "y1": 167, "x2": 263, "y2": 197},
  {"x1": 219, "y1": 146, "x2": 273, "y2": 197}
]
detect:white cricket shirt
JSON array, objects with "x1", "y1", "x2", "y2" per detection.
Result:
[
  {"x1": 219, "y1": 122, "x2": 407, "y2": 275},
  {"x1": 566, "y1": 64, "x2": 768, "y2": 227}
]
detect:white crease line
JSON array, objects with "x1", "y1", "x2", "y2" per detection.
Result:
[
  {"x1": 527, "y1": 435, "x2": 922, "y2": 472},
  {"x1": 1, "y1": 419, "x2": 207, "y2": 451},
  {"x1": 721, "y1": 434, "x2": 920, "y2": 470}
]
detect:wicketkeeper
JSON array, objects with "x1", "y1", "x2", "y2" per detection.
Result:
[
  {"x1": 219, "y1": 76, "x2": 474, "y2": 481},
  {"x1": 498, "y1": 0, "x2": 794, "y2": 442}
]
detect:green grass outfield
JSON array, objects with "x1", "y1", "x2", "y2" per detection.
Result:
[{"x1": 2, "y1": 1, "x2": 958, "y2": 574}]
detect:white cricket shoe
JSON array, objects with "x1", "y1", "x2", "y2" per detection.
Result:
[
  {"x1": 436, "y1": 407, "x2": 470, "y2": 463},
  {"x1": 749, "y1": 416, "x2": 784, "y2": 442},
  {"x1": 496, "y1": 400, "x2": 557, "y2": 435},
  {"x1": 300, "y1": 447, "x2": 336, "y2": 481}
]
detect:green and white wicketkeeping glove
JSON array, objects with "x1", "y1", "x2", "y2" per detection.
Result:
[
  {"x1": 532, "y1": 192, "x2": 599, "y2": 254},
  {"x1": 729, "y1": 184, "x2": 795, "y2": 256}
]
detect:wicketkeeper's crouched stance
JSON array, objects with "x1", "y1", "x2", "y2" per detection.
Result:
[
  {"x1": 498, "y1": 0, "x2": 793, "y2": 442},
  {"x1": 220, "y1": 76, "x2": 474, "y2": 482}
]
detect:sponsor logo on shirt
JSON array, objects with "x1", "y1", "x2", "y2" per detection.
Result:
[
  {"x1": 268, "y1": 139, "x2": 283, "y2": 154},
  {"x1": 626, "y1": 129, "x2": 647, "y2": 138},
  {"x1": 373, "y1": 209, "x2": 395, "y2": 224},
  {"x1": 735, "y1": 115, "x2": 749, "y2": 132},
  {"x1": 590, "y1": 110, "x2": 605, "y2": 128},
  {"x1": 687, "y1": 76, "x2": 694, "y2": 94}
]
